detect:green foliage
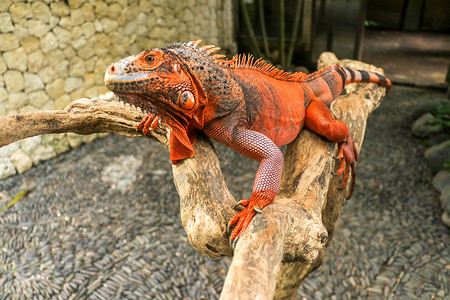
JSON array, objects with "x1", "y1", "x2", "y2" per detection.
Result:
[{"x1": 426, "y1": 102, "x2": 450, "y2": 132}]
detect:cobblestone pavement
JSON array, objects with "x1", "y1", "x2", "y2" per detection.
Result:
[{"x1": 0, "y1": 86, "x2": 449, "y2": 299}]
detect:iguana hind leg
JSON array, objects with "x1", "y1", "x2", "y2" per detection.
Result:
[{"x1": 304, "y1": 99, "x2": 358, "y2": 198}]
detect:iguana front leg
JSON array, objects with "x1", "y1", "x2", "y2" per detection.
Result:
[
  {"x1": 226, "y1": 127, "x2": 284, "y2": 241},
  {"x1": 304, "y1": 99, "x2": 358, "y2": 198},
  {"x1": 136, "y1": 113, "x2": 159, "y2": 135}
]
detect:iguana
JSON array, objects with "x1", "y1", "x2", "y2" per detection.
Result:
[{"x1": 104, "y1": 40, "x2": 391, "y2": 242}]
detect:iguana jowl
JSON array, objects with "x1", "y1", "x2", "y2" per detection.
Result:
[{"x1": 104, "y1": 40, "x2": 391, "y2": 242}]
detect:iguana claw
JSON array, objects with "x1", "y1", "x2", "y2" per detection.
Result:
[
  {"x1": 233, "y1": 200, "x2": 244, "y2": 210},
  {"x1": 228, "y1": 191, "x2": 276, "y2": 241},
  {"x1": 254, "y1": 207, "x2": 263, "y2": 214},
  {"x1": 136, "y1": 113, "x2": 159, "y2": 135},
  {"x1": 229, "y1": 236, "x2": 239, "y2": 250}
]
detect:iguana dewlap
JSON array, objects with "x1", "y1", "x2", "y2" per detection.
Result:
[{"x1": 104, "y1": 40, "x2": 391, "y2": 242}]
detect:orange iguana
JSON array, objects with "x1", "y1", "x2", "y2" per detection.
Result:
[{"x1": 104, "y1": 40, "x2": 391, "y2": 243}]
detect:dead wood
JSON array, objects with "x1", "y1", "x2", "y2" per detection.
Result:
[{"x1": 0, "y1": 53, "x2": 388, "y2": 300}]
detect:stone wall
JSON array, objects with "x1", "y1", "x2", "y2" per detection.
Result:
[{"x1": 0, "y1": 0, "x2": 235, "y2": 179}]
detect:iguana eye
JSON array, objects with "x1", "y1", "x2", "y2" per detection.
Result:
[
  {"x1": 145, "y1": 55, "x2": 154, "y2": 63},
  {"x1": 180, "y1": 91, "x2": 195, "y2": 109},
  {"x1": 171, "y1": 90, "x2": 195, "y2": 110}
]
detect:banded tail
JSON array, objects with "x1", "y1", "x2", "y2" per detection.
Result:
[{"x1": 305, "y1": 64, "x2": 392, "y2": 106}]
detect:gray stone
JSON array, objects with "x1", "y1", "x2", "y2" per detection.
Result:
[
  {"x1": 3, "y1": 70, "x2": 24, "y2": 93},
  {"x1": 432, "y1": 170, "x2": 450, "y2": 193},
  {"x1": 62, "y1": 45, "x2": 76, "y2": 61},
  {"x1": 81, "y1": 22, "x2": 95, "y2": 38},
  {"x1": 50, "y1": 1, "x2": 70, "y2": 17},
  {"x1": 66, "y1": 133, "x2": 84, "y2": 148},
  {"x1": 53, "y1": 26, "x2": 72, "y2": 47},
  {"x1": 64, "y1": 77, "x2": 83, "y2": 93},
  {"x1": 101, "y1": 155, "x2": 143, "y2": 193},
  {"x1": 0, "y1": 142, "x2": 20, "y2": 157},
  {"x1": 441, "y1": 185, "x2": 450, "y2": 213},
  {"x1": 45, "y1": 134, "x2": 70, "y2": 155},
  {"x1": 55, "y1": 95, "x2": 71, "y2": 109},
  {"x1": 31, "y1": 1, "x2": 51, "y2": 22},
  {"x1": 27, "y1": 19, "x2": 50, "y2": 38},
  {"x1": 69, "y1": 8, "x2": 85, "y2": 26},
  {"x1": 0, "y1": 34, "x2": 19, "y2": 51},
  {"x1": 100, "y1": 18, "x2": 118, "y2": 33},
  {"x1": 0, "y1": 158, "x2": 16, "y2": 179},
  {"x1": 10, "y1": 148, "x2": 33, "y2": 174},
  {"x1": 67, "y1": 0, "x2": 85, "y2": 9},
  {"x1": 0, "y1": 2, "x2": 9, "y2": 12},
  {"x1": 9, "y1": 2, "x2": 32, "y2": 23},
  {"x1": 18, "y1": 104, "x2": 37, "y2": 113},
  {"x1": 0, "y1": 12, "x2": 14, "y2": 33},
  {"x1": 21, "y1": 136, "x2": 42, "y2": 155},
  {"x1": 8, "y1": 92, "x2": 28, "y2": 109},
  {"x1": 69, "y1": 57, "x2": 86, "y2": 77},
  {"x1": 24, "y1": 73, "x2": 45, "y2": 93},
  {"x1": 71, "y1": 36, "x2": 86, "y2": 50},
  {"x1": 2, "y1": 47, "x2": 27, "y2": 71},
  {"x1": 45, "y1": 78, "x2": 66, "y2": 99},
  {"x1": 21, "y1": 36, "x2": 40, "y2": 53},
  {"x1": 80, "y1": 3, "x2": 95, "y2": 22},
  {"x1": 27, "y1": 90, "x2": 50, "y2": 108},
  {"x1": 40, "y1": 32, "x2": 58, "y2": 53},
  {"x1": 0, "y1": 87, "x2": 7, "y2": 103},
  {"x1": 424, "y1": 140, "x2": 450, "y2": 173},
  {"x1": 38, "y1": 66, "x2": 58, "y2": 84},
  {"x1": 27, "y1": 50, "x2": 46, "y2": 73},
  {"x1": 0, "y1": 56, "x2": 5, "y2": 74},
  {"x1": 411, "y1": 113, "x2": 439, "y2": 138},
  {"x1": 442, "y1": 211, "x2": 450, "y2": 228},
  {"x1": 77, "y1": 39, "x2": 96, "y2": 60},
  {"x1": 54, "y1": 59, "x2": 69, "y2": 78},
  {"x1": 30, "y1": 145, "x2": 56, "y2": 165}
]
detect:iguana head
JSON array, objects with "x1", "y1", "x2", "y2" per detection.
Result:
[{"x1": 104, "y1": 40, "x2": 234, "y2": 162}]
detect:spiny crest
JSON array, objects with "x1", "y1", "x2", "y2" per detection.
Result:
[
  {"x1": 224, "y1": 53, "x2": 308, "y2": 82},
  {"x1": 168, "y1": 40, "x2": 225, "y2": 62},
  {"x1": 170, "y1": 40, "x2": 336, "y2": 83}
]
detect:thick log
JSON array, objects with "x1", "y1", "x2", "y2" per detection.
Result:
[{"x1": 0, "y1": 53, "x2": 388, "y2": 299}]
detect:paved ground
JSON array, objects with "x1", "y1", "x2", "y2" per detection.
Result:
[
  {"x1": 0, "y1": 86, "x2": 449, "y2": 299},
  {"x1": 362, "y1": 30, "x2": 450, "y2": 88}
]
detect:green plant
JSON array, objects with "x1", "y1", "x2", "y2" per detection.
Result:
[{"x1": 426, "y1": 102, "x2": 450, "y2": 133}]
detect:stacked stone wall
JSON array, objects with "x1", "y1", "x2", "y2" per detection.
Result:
[{"x1": 0, "y1": 0, "x2": 235, "y2": 179}]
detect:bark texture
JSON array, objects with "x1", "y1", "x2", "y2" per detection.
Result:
[{"x1": 0, "y1": 53, "x2": 388, "y2": 300}]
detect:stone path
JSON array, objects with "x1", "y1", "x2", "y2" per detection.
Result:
[{"x1": 0, "y1": 86, "x2": 449, "y2": 299}]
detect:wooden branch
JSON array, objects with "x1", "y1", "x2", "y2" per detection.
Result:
[
  {"x1": 0, "y1": 96, "x2": 169, "y2": 147},
  {"x1": 0, "y1": 53, "x2": 388, "y2": 300}
]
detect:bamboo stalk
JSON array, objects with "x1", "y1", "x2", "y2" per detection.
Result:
[
  {"x1": 239, "y1": 0, "x2": 262, "y2": 58},
  {"x1": 286, "y1": 0, "x2": 303, "y2": 66},
  {"x1": 278, "y1": 0, "x2": 286, "y2": 66},
  {"x1": 257, "y1": 0, "x2": 270, "y2": 58}
]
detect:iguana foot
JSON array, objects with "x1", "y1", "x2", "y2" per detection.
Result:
[
  {"x1": 228, "y1": 190, "x2": 276, "y2": 243},
  {"x1": 336, "y1": 134, "x2": 358, "y2": 199},
  {"x1": 136, "y1": 113, "x2": 159, "y2": 135}
]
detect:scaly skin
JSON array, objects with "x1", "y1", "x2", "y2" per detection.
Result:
[{"x1": 104, "y1": 40, "x2": 391, "y2": 242}]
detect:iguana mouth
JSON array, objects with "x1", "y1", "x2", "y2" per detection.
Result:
[
  {"x1": 105, "y1": 72, "x2": 151, "y2": 94},
  {"x1": 113, "y1": 92, "x2": 155, "y2": 115}
]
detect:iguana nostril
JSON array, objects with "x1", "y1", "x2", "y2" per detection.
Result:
[{"x1": 109, "y1": 64, "x2": 116, "y2": 74}]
